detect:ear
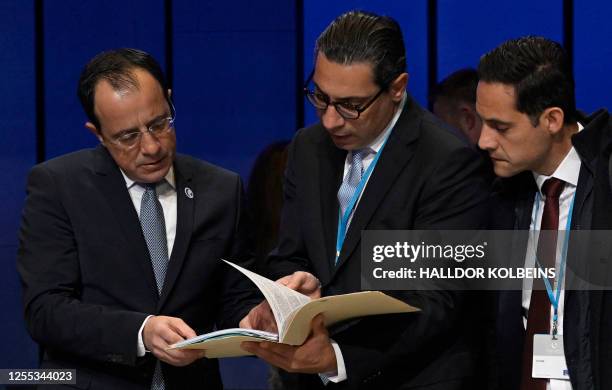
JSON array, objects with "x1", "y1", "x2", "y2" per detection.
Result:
[
  {"x1": 541, "y1": 107, "x2": 565, "y2": 135},
  {"x1": 167, "y1": 88, "x2": 172, "y2": 98},
  {"x1": 464, "y1": 105, "x2": 483, "y2": 132},
  {"x1": 85, "y1": 122, "x2": 105, "y2": 144},
  {"x1": 458, "y1": 104, "x2": 483, "y2": 145},
  {"x1": 457, "y1": 104, "x2": 474, "y2": 130},
  {"x1": 389, "y1": 73, "x2": 409, "y2": 102}
]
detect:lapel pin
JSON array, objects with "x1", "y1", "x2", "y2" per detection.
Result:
[{"x1": 184, "y1": 187, "x2": 194, "y2": 199}]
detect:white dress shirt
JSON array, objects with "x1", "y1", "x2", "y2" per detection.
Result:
[
  {"x1": 322, "y1": 93, "x2": 407, "y2": 384},
  {"x1": 522, "y1": 124, "x2": 583, "y2": 390},
  {"x1": 119, "y1": 168, "x2": 178, "y2": 357}
]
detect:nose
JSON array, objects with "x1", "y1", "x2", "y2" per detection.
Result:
[
  {"x1": 139, "y1": 130, "x2": 162, "y2": 155},
  {"x1": 478, "y1": 124, "x2": 497, "y2": 151},
  {"x1": 320, "y1": 104, "x2": 345, "y2": 130}
]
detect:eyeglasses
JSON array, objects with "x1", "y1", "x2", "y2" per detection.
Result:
[
  {"x1": 104, "y1": 102, "x2": 176, "y2": 150},
  {"x1": 303, "y1": 71, "x2": 384, "y2": 120}
]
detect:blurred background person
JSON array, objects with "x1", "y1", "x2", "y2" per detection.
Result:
[
  {"x1": 431, "y1": 68, "x2": 483, "y2": 146},
  {"x1": 247, "y1": 140, "x2": 294, "y2": 390},
  {"x1": 247, "y1": 140, "x2": 290, "y2": 271}
]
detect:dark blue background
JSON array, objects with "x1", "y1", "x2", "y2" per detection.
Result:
[{"x1": 1, "y1": 1, "x2": 609, "y2": 388}]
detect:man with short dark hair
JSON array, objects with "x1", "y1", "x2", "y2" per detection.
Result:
[
  {"x1": 243, "y1": 10, "x2": 490, "y2": 390},
  {"x1": 431, "y1": 68, "x2": 482, "y2": 145},
  {"x1": 17, "y1": 48, "x2": 263, "y2": 389},
  {"x1": 478, "y1": 36, "x2": 612, "y2": 390}
]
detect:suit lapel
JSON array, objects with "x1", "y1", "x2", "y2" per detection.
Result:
[
  {"x1": 572, "y1": 108, "x2": 611, "y2": 230},
  {"x1": 573, "y1": 163, "x2": 593, "y2": 229},
  {"x1": 158, "y1": 157, "x2": 194, "y2": 310},
  {"x1": 506, "y1": 172, "x2": 537, "y2": 230},
  {"x1": 515, "y1": 191, "x2": 535, "y2": 230},
  {"x1": 317, "y1": 135, "x2": 346, "y2": 278},
  {"x1": 334, "y1": 97, "x2": 421, "y2": 272},
  {"x1": 92, "y1": 146, "x2": 159, "y2": 297}
]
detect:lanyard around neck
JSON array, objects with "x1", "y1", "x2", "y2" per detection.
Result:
[
  {"x1": 532, "y1": 190, "x2": 575, "y2": 338},
  {"x1": 334, "y1": 137, "x2": 391, "y2": 264}
]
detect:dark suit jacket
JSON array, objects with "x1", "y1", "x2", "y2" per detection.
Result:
[
  {"x1": 489, "y1": 109, "x2": 612, "y2": 390},
  {"x1": 265, "y1": 95, "x2": 491, "y2": 390},
  {"x1": 17, "y1": 146, "x2": 260, "y2": 390}
]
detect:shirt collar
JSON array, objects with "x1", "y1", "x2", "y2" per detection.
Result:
[
  {"x1": 532, "y1": 122, "x2": 583, "y2": 193},
  {"x1": 366, "y1": 91, "x2": 407, "y2": 154},
  {"x1": 121, "y1": 166, "x2": 176, "y2": 190}
]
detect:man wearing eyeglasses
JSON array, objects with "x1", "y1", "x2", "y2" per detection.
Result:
[
  {"x1": 17, "y1": 48, "x2": 265, "y2": 389},
  {"x1": 243, "y1": 10, "x2": 490, "y2": 390}
]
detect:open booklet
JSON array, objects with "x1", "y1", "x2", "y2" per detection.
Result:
[{"x1": 170, "y1": 260, "x2": 419, "y2": 358}]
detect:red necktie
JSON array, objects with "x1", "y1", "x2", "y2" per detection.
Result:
[{"x1": 520, "y1": 178, "x2": 565, "y2": 390}]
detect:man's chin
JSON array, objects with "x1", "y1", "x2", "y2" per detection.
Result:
[
  {"x1": 134, "y1": 163, "x2": 171, "y2": 183},
  {"x1": 330, "y1": 136, "x2": 363, "y2": 151},
  {"x1": 492, "y1": 162, "x2": 520, "y2": 178}
]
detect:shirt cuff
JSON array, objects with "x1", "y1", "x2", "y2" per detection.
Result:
[
  {"x1": 318, "y1": 339, "x2": 347, "y2": 384},
  {"x1": 137, "y1": 315, "x2": 154, "y2": 357}
]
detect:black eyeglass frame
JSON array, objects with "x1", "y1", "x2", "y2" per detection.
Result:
[{"x1": 302, "y1": 70, "x2": 385, "y2": 120}]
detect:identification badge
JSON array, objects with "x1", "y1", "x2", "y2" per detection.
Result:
[{"x1": 532, "y1": 334, "x2": 570, "y2": 380}]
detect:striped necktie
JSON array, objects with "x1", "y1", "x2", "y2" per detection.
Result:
[{"x1": 337, "y1": 149, "x2": 370, "y2": 222}]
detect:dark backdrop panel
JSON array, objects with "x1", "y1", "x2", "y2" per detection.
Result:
[
  {"x1": 1, "y1": 246, "x2": 39, "y2": 369},
  {"x1": 44, "y1": 0, "x2": 166, "y2": 160},
  {"x1": 0, "y1": 2, "x2": 36, "y2": 244},
  {"x1": 173, "y1": 1, "x2": 297, "y2": 387},
  {"x1": 4, "y1": 0, "x2": 611, "y2": 385},
  {"x1": 437, "y1": 0, "x2": 563, "y2": 81},
  {"x1": 0, "y1": 0, "x2": 39, "y2": 369},
  {"x1": 173, "y1": 0, "x2": 297, "y2": 180},
  {"x1": 574, "y1": 1, "x2": 612, "y2": 113},
  {"x1": 302, "y1": 1, "x2": 429, "y2": 126},
  {"x1": 219, "y1": 356, "x2": 268, "y2": 389}
]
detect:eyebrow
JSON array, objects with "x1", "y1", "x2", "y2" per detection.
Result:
[
  {"x1": 483, "y1": 118, "x2": 513, "y2": 127},
  {"x1": 313, "y1": 82, "x2": 372, "y2": 102},
  {"x1": 475, "y1": 109, "x2": 512, "y2": 126},
  {"x1": 147, "y1": 112, "x2": 170, "y2": 126},
  {"x1": 116, "y1": 112, "x2": 170, "y2": 134}
]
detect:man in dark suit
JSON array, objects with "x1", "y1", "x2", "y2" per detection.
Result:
[
  {"x1": 242, "y1": 11, "x2": 490, "y2": 389},
  {"x1": 17, "y1": 49, "x2": 263, "y2": 389},
  {"x1": 477, "y1": 36, "x2": 612, "y2": 390}
]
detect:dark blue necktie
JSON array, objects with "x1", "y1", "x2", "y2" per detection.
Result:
[
  {"x1": 140, "y1": 183, "x2": 169, "y2": 295},
  {"x1": 139, "y1": 183, "x2": 168, "y2": 390}
]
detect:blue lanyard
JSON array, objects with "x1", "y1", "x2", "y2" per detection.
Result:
[
  {"x1": 533, "y1": 190, "x2": 575, "y2": 338},
  {"x1": 335, "y1": 138, "x2": 390, "y2": 264}
]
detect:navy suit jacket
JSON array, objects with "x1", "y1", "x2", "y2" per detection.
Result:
[
  {"x1": 489, "y1": 109, "x2": 612, "y2": 390},
  {"x1": 18, "y1": 146, "x2": 259, "y2": 389},
  {"x1": 265, "y1": 95, "x2": 492, "y2": 390}
]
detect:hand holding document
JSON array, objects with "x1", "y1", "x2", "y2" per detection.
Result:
[{"x1": 170, "y1": 260, "x2": 419, "y2": 358}]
